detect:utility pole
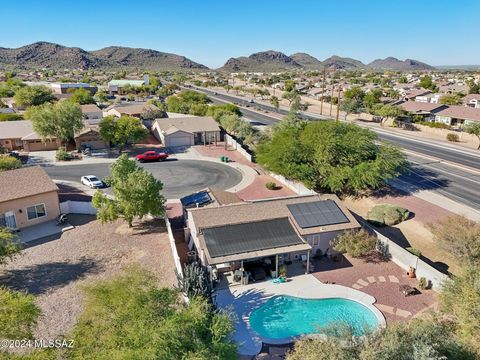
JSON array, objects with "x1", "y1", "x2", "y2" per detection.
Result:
[
  {"x1": 329, "y1": 81, "x2": 335, "y2": 117},
  {"x1": 336, "y1": 87, "x2": 341, "y2": 122},
  {"x1": 320, "y1": 68, "x2": 326, "y2": 116}
]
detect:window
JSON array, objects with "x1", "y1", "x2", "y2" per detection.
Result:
[
  {"x1": 26, "y1": 204, "x2": 46, "y2": 220},
  {"x1": 312, "y1": 235, "x2": 321, "y2": 246}
]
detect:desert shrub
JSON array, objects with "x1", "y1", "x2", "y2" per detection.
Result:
[
  {"x1": 265, "y1": 181, "x2": 278, "y2": 190},
  {"x1": 0, "y1": 287, "x2": 40, "y2": 339},
  {"x1": 447, "y1": 133, "x2": 459, "y2": 142},
  {"x1": 0, "y1": 156, "x2": 22, "y2": 171},
  {"x1": 416, "y1": 121, "x2": 451, "y2": 129},
  {"x1": 418, "y1": 277, "x2": 428, "y2": 290},
  {"x1": 55, "y1": 149, "x2": 70, "y2": 161},
  {"x1": 331, "y1": 229, "x2": 377, "y2": 258},
  {"x1": 407, "y1": 247, "x2": 422, "y2": 257},
  {"x1": 367, "y1": 204, "x2": 410, "y2": 226},
  {"x1": 0, "y1": 113, "x2": 23, "y2": 121}
]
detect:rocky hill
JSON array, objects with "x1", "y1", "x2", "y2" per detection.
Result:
[
  {"x1": 219, "y1": 51, "x2": 302, "y2": 72},
  {"x1": 289, "y1": 53, "x2": 324, "y2": 69},
  {"x1": 322, "y1": 55, "x2": 367, "y2": 70},
  {"x1": 0, "y1": 42, "x2": 208, "y2": 71},
  {"x1": 368, "y1": 57, "x2": 435, "y2": 70}
]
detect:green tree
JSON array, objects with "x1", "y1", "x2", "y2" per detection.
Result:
[
  {"x1": 99, "y1": 115, "x2": 148, "y2": 150},
  {"x1": 0, "y1": 156, "x2": 22, "y2": 172},
  {"x1": 166, "y1": 90, "x2": 210, "y2": 115},
  {"x1": 0, "y1": 287, "x2": 40, "y2": 339},
  {"x1": 343, "y1": 86, "x2": 365, "y2": 102},
  {"x1": 92, "y1": 155, "x2": 165, "y2": 227},
  {"x1": 440, "y1": 94, "x2": 462, "y2": 105},
  {"x1": 465, "y1": 122, "x2": 480, "y2": 149},
  {"x1": 331, "y1": 229, "x2": 377, "y2": 257},
  {"x1": 282, "y1": 90, "x2": 298, "y2": 105},
  {"x1": 257, "y1": 121, "x2": 408, "y2": 194},
  {"x1": 68, "y1": 88, "x2": 95, "y2": 105},
  {"x1": 371, "y1": 103, "x2": 403, "y2": 126},
  {"x1": 284, "y1": 80, "x2": 296, "y2": 92},
  {"x1": 94, "y1": 89, "x2": 109, "y2": 103},
  {"x1": 469, "y1": 83, "x2": 479, "y2": 94},
  {"x1": 68, "y1": 267, "x2": 237, "y2": 360},
  {"x1": 419, "y1": 75, "x2": 438, "y2": 91},
  {"x1": 27, "y1": 101, "x2": 84, "y2": 147},
  {"x1": 0, "y1": 227, "x2": 21, "y2": 265},
  {"x1": 270, "y1": 96, "x2": 280, "y2": 111},
  {"x1": 439, "y1": 265, "x2": 480, "y2": 354},
  {"x1": 398, "y1": 75, "x2": 408, "y2": 83},
  {"x1": 363, "y1": 89, "x2": 383, "y2": 110},
  {"x1": 13, "y1": 85, "x2": 55, "y2": 108},
  {"x1": 340, "y1": 98, "x2": 363, "y2": 118}
]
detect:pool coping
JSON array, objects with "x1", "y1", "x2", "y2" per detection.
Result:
[{"x1": 215, "y1": 274, "x2": 386, "y2": 355}]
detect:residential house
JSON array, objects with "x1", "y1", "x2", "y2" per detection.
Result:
[
  {"x1": 403, "y1": 89, "x2": 431, "y2": 101},
  {"x1": 187, "y1": 195, "x2": 360, "y2": 281},
  {"x1": 103, "y1": 102, "x2": 159, "y2": 118},
  {"x1": 152, "y1": 115, "x2": 221, "y2": 147},
  {"x1": 434, "y1": 105, "x2": 480, "y2": 127},
  {"x1": 81, "y1": 104, "x2": 103, "y2": 124},
  {"x1": 0, "y1": 120, "x2": 60, "y2": 152},
  {"x1": 415, "y1": 93, "x2": 442, "y2": 104},
  {"x1": 74, "y1": 125, "x2": 109, "y2": 151},
  {"x1": 397, "y1": 102, "x2": 447, "y2": 121},
  {"x1": 463, "y1": 94, "x2": 480, "y2": 109},
  {"x1": 0, "y1": 166, "x2": 60, "y2": 230}
]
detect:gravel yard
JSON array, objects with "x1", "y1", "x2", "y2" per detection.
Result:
[{"x1": 0, "y1": 215, "x2": 177, "y2": 340}]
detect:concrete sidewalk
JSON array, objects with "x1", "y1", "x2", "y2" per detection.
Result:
[{"x1": 17, "y1": 220, "x2": 74, "y2": 244}]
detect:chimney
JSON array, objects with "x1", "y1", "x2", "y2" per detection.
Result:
[{"x1": 143, "y1": 74, "x2": 150, "y2": 86}]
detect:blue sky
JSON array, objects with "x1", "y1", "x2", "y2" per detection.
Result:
[{"x1": 1, "y1": 0, "x2": 479, "y2": 68}]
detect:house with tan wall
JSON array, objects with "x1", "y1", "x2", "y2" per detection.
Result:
[
  {"x1": 0, "y1": 166, "x2": 60, "y2": 230},
  {"x1": 0, "y1": 120, "x2": 60, "y2": 152}
]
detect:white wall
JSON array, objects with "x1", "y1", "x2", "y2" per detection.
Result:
[
  {"x1": 224, "y1": 134, "x2": 253, "y2": 162},
  {"x1": 269, "y1": 172, "x2": 316, "y2": 196},
  {"x1": 165, "y1": 215, "x2": 184, "y2": 277},
  {"x1": 59, "y1": 201, "x2": 96, "y2": 215}
]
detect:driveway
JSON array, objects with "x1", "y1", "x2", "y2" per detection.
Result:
[{"x1": 43, "y1": 159, "x2": 242, "y2": 199}]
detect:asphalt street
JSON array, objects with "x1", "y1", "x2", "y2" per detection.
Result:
[
  {"x1": 196, "y1": 86, "x2": 480, "y2": 211},
  {"x1": 44, "y1": 159, "x2": 242, "y2": 199}
]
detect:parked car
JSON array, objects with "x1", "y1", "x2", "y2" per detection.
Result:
[
  {"x1": 81, "y1": 175, "x2": 104, "y2": 188},
  {"x1": 248, "y1": 99, "x2": 255, "y2": 103},
  {"x1": 136, "y1": 151, "x2": 168, "y2": 163}
]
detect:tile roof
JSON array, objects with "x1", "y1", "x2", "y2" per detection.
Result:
[
  {"x1": 434, "y1": 105, "x2": 480, "y2": 122},
  {"x1": 0, "y1": 166, "x2": 59, "y2": 203},
  {"x1": 398, "y1": 102, "x2": 446, "y2": 113},
  {"x1": 80, "y1": 104, "x2": 102, "y2": 113},
  {"x1": 105, "y1": 103, "x2": 158, "y2": 115},
  {"x1": 0, "y1": 120, "x2": 37, "y2": 140},
  {"x1": 154, "y1": 116, "x2": 220, "y2": 134}
]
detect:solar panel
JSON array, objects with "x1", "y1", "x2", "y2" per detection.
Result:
[
  {"x1": 180, "y1": 191, "x2": 212, "y2": 208},
  {"x1": 287, "y1": 200, "x2": 350, "y2": 228},
  {"x1": 203, "y1": 218, "x2": 304, "y2": 258}
]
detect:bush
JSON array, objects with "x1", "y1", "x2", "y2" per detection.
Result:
[
  {"x1": 446, "y1": 133, "x2": 459, "y2": 142},
  {"x1": 418, "y1": 277, "x2": 428, "y2": 290},
  {"x1": 55, "y1": 149, "x2": 70, "y2": 161},
  {"x1": 416, "y1": 121, "x2": 451, "y2": 129},
  {"x1": 406, "y1": 247, "x2": 422, "y2": 257},
  {"x1": 265, "y1": 181, "x2": 278, "y2": 190},
  {"x1": 0, "y1": 156, "x2": 22, "y2": 171},
  {"x1": 0, "y1": 287, "x2": 40, "y2": 339},
  {"x1": 367, "y1": 204, "x2": 410, "y2": 226},
  {"x1": 0, "y1": 113, "x2": 23, "y2": 121},
  {"x1": 331, "y1": 229, "x2": 377, "y2": 258}
]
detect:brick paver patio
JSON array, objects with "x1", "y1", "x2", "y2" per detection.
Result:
[
  {"x1": 236, "y1": 175, "x2": 296, "y2": 200},
  {"x1": 312, "y1": 254, "x2": 437, "y2": 323}
]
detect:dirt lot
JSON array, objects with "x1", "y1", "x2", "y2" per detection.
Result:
[{"x1": 0, "y1": 215, "x2": 176, "y2": 340}]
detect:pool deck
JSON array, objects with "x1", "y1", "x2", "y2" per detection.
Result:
[{"x1": 215, "y1": 274, "x2": 385, "y2": 356}]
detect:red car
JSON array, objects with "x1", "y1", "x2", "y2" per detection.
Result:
[{"x1": 136, "y1": 151, "x2": 168, "y2": 163}]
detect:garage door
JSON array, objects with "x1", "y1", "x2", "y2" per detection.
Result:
[{"x1": 168, "y1": 136, "x2": 192, "y2": 147}]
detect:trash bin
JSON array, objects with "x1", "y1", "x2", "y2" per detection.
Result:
[
  {"x1": 224, "y1": 157, "x2": 229, "y2": 163},
  {"x1": 220, "y1": 156, "x2": 225, "y2": 162}
]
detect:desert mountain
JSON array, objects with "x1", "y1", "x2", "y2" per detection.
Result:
[{"x1": 368, "y1": 57, "x2": 435, "y2": 70}]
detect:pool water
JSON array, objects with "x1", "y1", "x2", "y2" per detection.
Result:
[{"x1": 249, "y1": 295, "x2": 379, "y2": 339}]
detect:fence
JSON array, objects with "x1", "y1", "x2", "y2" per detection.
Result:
[
  {"x1": 60, "y1": 201, "x2": 97, "y2": 215},
  {"x1": 269, "y1": 172, "x2": 317, "y2": 196},
  {"x1": 362, "y1": 221, "x2": 450, "y2": 290},
  {"x1": 165, "y1": 215, "x2": 183, "y2": 277},
  {"x1": 224, "y1": 133, "x2": 254, "y2": 162}
]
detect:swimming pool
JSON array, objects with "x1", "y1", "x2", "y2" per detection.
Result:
[{"x1": 249, "y1": 295, "x2": 379, "y2": 339}]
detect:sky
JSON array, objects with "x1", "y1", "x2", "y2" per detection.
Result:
[{"x1": 1, "y1": 0, "x2": 479, "y2": 68}]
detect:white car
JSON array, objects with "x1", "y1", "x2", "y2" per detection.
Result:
[{"x1": 81, "y1": 175, "x2": 104, "y2": 188}]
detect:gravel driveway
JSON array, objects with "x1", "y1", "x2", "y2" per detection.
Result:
[{"x1": 0, "y1": 215, "x2": 177, "y2": 340}]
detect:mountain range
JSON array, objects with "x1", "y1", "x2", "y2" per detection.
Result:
[{"x1": 0, "y1": 42, "x2": 436, "y2": 72}]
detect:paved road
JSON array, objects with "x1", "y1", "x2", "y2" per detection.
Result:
[
  {"x1": 195, "y1": 86, "x2": 480, "y2": 211},
  {"x1": 44, "y1": 159, "x2": 242, "y2": 199}
]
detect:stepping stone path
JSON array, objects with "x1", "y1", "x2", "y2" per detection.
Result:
[
  {"x1": 367, "y1": 276, "x2": 376, "y2": 283},
  {"x1": 388, "y1": 275, "x2": 399, "y2": 283},
  {"x1": 378, "y1": 276, "x2": 386, "y2": 282}
]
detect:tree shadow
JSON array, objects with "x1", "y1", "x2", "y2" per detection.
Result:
[
  {"x1": 132, "y1": 217, "x2": 166, "y2": 235},
  {"x1": 0, "y1": 257, "x2": 102, "y2": 295},
  {"x1": 394, "y1": 164, "x2": 450, "y2": 192},
  {"x1": 57, "y1": 183, "x2": 92, "y2": 202}
]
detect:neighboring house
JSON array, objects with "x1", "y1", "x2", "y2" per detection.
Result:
[
  {"x1": 415, "y1": 93, "x2": 442, "y2": 104},
  {"x1": 403, "y1": 89, "x2": 431, "y2": 101},
  {"x1": 0, "y1": 120, "x2": 60, "y2": 152},
  {"x1": 103, "y1": 102, "x2": 159, "y2": 118},
  {"x1": 397, "y1": 102, "x2": 447, "y2": 121},
  {"x1": 74, "y1": 125, "x2": 109, "y2": 151},
  {"x1": 152, "y1": 116, "x2": 221, "y2": 147},
  {"x1": 81, "y1": 104, "x2": 103, "y2": 124},
  {"x1": 463, "y1": 94, "x2": 480, "y2": 109},
  {"x1": 50, "y1": 82, "x2": 97, "y2": 95},
  {"x1": 0, "y1": 166, "x2": 60, "y2": 230},
  {"x1": 107, "y1": 75, "x2": 150, "y2": 94},
  {"x1": 434, "y1": 105, "x2": 480, "y2": 127},
  {"x1": 187, "y1": 195, "x2": 360, "y2": 279}
]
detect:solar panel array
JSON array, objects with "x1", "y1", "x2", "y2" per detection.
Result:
[
  {"x1": 180, "y1": 191, "x2": 212, "y2": 208},
  {"x1": 287, "y1": 200, "x2": 350, "y2": 228}
]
